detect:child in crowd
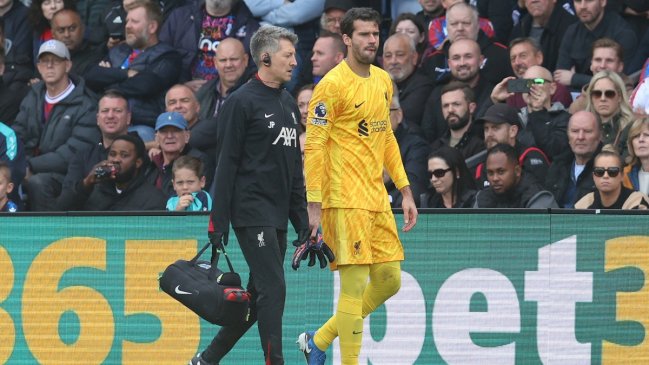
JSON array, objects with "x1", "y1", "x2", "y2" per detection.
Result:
[
  {"x1": 0, "y1": 162, "x2": 17, "y2": 212},
  {"x1": 166, "y1": 155, "x2": 212, "y2": 212}
]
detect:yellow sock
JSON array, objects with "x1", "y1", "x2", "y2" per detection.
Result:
[
  {"x1": 337, "y1": 265, "x2": 369, "y2": 364},
  {"x1": 314, "y1": 262, "x2": 401, "y2": 353}
]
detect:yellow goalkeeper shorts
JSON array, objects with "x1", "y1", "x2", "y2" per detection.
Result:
[{"x1": 321, "y1": 208, "x2": 404, "y2": 270}]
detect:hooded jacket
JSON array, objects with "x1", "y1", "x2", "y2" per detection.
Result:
[{"x1": 474, "y1": 172, "x2": 558, "y2": 208}]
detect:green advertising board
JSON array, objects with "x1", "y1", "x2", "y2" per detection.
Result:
[{"x1": 0, "y1": 212, "x2": 648, "y2": 364}]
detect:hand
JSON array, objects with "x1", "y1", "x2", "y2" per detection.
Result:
[
  {"x1": 99, "y1": 60, "x2": 111, "y2": 68},
  {"x1": 148, "y1": 147, "x2": 161, "y2": 159},
  {"x1": 307, "y1": 202, "x2": 322, "y2": 239},
  {"x1": 527, "y1": 84, "x2": 548, "y2": 112},
  {"x1": 127, "y1": 69, "x2": 138, "y2": 77},
  {"x1": 291, "y1": 229, "x2": 311, "y2": 270},
  {"x1": 553, "y1": 69, "x2": 573, "y2": 86},
  {"x1": 106, "y1": 37, "x2": 122, "y2": 49},
  {"x1": 185, "y1": 79, "x2": 207, "y2": 92},
  {"x1": 208, "y1": 230, "x2": 228, "y2": 247},
  {"x1": 400, "y1": 186, "x2": 418, "y2": 232},
  {"x1": 175, "y1": 193, "x2": 194, "y2": 211},
  {"x1": 491, "y1": 76, "x2": 516, "y2": 103},
  {"x1": 83, "y1": 160, "x2": 115, "y2": 188}
]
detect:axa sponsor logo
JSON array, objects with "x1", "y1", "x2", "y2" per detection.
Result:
[{"x1": 272, "y1": 127, "x2": 297, "y2": 147}]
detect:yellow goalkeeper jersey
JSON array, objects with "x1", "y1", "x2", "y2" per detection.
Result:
[{"x1": 304, "y1": 60, "x2": 410, "y2": 212}]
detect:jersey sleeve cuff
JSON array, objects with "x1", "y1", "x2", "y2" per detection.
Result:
[
  {"x1": 395, "y1": 178, "x2": 410, "y2": 191},
  {"x1": 307, "y1": 190, "x2": 322, "y2": 203}
]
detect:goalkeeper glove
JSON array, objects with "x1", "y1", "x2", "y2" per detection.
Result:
[{"x1": 291, "y1": 229, "x2": 335, "y2": 270}]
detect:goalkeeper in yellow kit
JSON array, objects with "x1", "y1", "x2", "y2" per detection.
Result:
[{"x1": 297, "y1": 7, "x2": 418, "y2": 365}]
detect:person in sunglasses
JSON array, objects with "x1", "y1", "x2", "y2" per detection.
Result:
[
  {"x1": 584, "y1": 70, "x2": 635, "y2": 156},
  {"x1": 473, "y1": 143, "x2": 558, "y2": 208},
  {"x1": 575, "y1": 145, "x2": 649, "y2": 209},
  {"x1": 421, "y1": 146, "x2": 476, "y2": 208}
]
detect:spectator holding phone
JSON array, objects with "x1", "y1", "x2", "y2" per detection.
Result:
[{"x1": 496, "y1": 65, "x2": 570, "y2": 160}]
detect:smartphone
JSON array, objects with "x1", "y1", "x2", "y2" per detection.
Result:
[
  {"x1": 507, "y1": 78, "x2": 533, "y2": 93},
  {"x1": 109, "y1": 32, "x2": 125, "y2": 40}
]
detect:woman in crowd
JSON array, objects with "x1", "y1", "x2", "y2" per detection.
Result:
[
  {"x1": 421, "y1": 146, "x2": 476, "y2": 208},
  {"x1": 623, "y1": 117, "x2": 649, "y2": 196},
  {"x1": 389, "y1": 12, "x2": 427, "y2": 63},
  {"x1": 585, "y1": 71, "x2": 635, "y2": 156},
  {"x1": 575, "y1": 145, "x2": 649, "y2": 209},
  {"x1": 295, "y1": 83, "x2": 314, "y2": 134},
  {"x1": 28, "y1": 0, "x2": 74, "y2": 64}
]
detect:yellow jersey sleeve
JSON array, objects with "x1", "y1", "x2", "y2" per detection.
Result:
[{"x1": 304, "y1": 61, "x2": 409, "y2": 211}]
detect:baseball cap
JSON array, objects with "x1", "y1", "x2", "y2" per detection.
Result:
[
  {"x1": 155, "y1": 112, "x2": 188, "y2": 131},
  {"x1": 38, "y1": 40, "x2": 70, "y2": 60},
  {"x1": 476, "y1": 104, "x2": 521, "y2": 127},
  {"x1": 324, "y1": 0, "x2": 354, "y2": 12}
]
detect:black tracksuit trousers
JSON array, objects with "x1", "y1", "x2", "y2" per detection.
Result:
[{"x1": 202, "y1": 226, "x2": 288, "y2": 365}]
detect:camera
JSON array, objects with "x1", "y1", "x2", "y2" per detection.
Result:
[{"x1": 94, "y1": 164, "x2": 120, "y2": 179}]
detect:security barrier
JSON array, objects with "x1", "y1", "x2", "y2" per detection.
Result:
[{"x1": 0, "y1": 211, "x2": 648, "y2": 364}]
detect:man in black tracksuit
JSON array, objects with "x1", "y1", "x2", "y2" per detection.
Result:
[{"x1": 195, "y1": 25, "x2": 308, "y2": 365}]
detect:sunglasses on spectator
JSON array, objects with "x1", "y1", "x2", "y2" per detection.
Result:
[
  {"x1": 429, "y1": 168, "x2": 452, "y2": 178},
  {"x1": 593, "y1": 167, "x2": 621, "y2": 177},
  {"x1": 591, "y1": 89, "x2": 617, "y2": 99}
]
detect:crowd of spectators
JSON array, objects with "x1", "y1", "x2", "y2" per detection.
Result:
[{"x1": 0, "y1": 0, "x2": 648, "y2": 212}]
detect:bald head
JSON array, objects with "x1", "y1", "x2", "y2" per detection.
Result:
[
  {"x1": 523, "y1": 65, "x2": 552, "y2": 81},
  {"x1": 446, "y1": 2, "x2": 479, "y2": 42},
  {"x1": 448, "y1": 39, "x2": 482, "y2": 84},
  {"x1": 215, "y1": 37, "x2": 249, "y2": 89}
]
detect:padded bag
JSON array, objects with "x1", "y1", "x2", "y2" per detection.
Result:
[{"x1": 159, "y1": 240, "x2": 250, "y2": 326}]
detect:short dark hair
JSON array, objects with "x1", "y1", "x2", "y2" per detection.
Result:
[
  {"x1": 487, "y1": 143, "x2": 519, "y2": 166},
  {"x1": 388, "y1": 12, "x2": 426, "y2": 50},
  {"x1": 100, "y1": 89, "x2": 131, "y2": 111},
  {"x1": 509, "y1": 37, "x2": 541, "y2": 53},
  {"x1": 440, "y1": 81, "x2": 475, "y2": 104},
  {"x1": 318, "y1": 31, "x2": 347, "y2": 56},
  {"x1": 340, "y1": 7, "x2": 382, "y2": 39},
  {"x1": 111, "y1": 134, "x2": 147, "y2": 161}
]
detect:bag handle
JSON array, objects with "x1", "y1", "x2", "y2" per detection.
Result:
[{"x1": 190, "y1": 239, "x2": 237, "y2": 275}]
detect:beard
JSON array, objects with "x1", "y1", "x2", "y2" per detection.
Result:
[
  {"x1": 126, "y1": 28, "x2": 148, "y2": 49},
  {"x1": 114, "y1": 164, "x2": 138, "y2": 184},
  {"x1": 446, "y1": 112, "x2": 471, "y2": 131}
]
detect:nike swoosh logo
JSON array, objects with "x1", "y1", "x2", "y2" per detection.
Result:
[
  {"x1": 174, "y1": 285, "x2": 192, "y2": 295},
  {"x1": 354, "y1": 101, "x2": 365, "y2": 108},
  {"x1": 352, "y1": 330, "x2": 363, "y2": 334},
  {"x1": 265, "y1": 113, "x2": 274, "y2": 118}
]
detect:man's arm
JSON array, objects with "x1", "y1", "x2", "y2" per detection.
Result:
[
  {"x1": 210, "y1": 95, "x2": 247, "y2": 234},
  {"x1": 110, "y1": 52, "x2": 182, "y2": 97},
  {"x1": 304, "y1": 80, "x2": 335, "y2": 237}
]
